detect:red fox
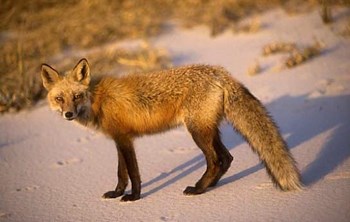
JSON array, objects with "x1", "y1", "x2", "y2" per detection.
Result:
[{"x1": 41, "y1": 58, "x2": 301, "y2": 201}]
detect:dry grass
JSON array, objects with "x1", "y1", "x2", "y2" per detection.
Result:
[
  {"x1": 246, "y1": 60, "x2": 262, "y2": 76},
  {"x1": 257, "y1": 40, "x2": 325, "y2": 73},
  {"x1": 262, "y1": 41, "x2": 324, "y2": 68},
  {"x1": 247, "y1": 40, "x2": 325, "y2": 75},
  {"x1": 233, "y1": 18, "x2": 262, "y2": 34},
  {"x1": 262, "y1": 42, "x2": 298, "y2": 56},
  {"x1": 0, "y1": 0, "x2": 340, "y2": 113},
  {"x1": 0, "y1": 40, "x2": 171, "y2": 112},
  {"x1": 0, "y1": 0, "x2": 170, "y2": 112},
  {"x1": 284, "y1": 41, "x2": 324, "y2": 68}
]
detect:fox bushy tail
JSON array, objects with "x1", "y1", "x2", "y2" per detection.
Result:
[{"x1": 223, "y1": 79, "x2": 302, "y2": 191}]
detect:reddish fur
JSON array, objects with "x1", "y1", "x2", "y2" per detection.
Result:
[{"x1": 41, "y1": 59, "x2": 301, "y2": 201}]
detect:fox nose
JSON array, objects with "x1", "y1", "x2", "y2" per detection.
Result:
[{"x1": 65, "y1": 112, "x2": 74, "y2": 119}]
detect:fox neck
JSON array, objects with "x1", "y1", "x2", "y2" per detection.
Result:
[{"x1": 74, "y1": 93, "x2": 99, "y2": 129}]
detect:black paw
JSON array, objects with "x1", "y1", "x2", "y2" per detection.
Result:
[
  {"x1": 121, "y1": 194, "x2": 140, "y2": 202},
  {"x1": 183, "y1": 186, "x2": 205, "y2": 195},
  {"x1": 102, "y1": 190, "x2": 124, "y2": 199}
]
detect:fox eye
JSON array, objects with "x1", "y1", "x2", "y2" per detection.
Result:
[
  {"x1": 74, "y1": 93, "x2": 83, "y2": 100},
  {"x1": 55, "y1": 97, "x2": 64, "y2": 103}
]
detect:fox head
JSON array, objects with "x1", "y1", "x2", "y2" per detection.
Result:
[{"x1": 41, "y1": 58, "x2": 91, "y2": 121}]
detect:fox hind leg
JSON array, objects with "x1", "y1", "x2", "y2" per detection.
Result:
[
  {"x1": 209, "y1": 129, "x2": 233, "y2": 187},
  {"x1": 183, "y1": 122, "x2": 221, "y2": 195}
]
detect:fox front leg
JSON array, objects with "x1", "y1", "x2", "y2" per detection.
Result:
[
  {"x1": 116, "y1": 137, "x2": 141, "y2": 202},
  {"x1": 102, "y1": 147, "x2": 128, "y2": 199},
  {"x1": 119, "y1": 146, "x2": 141, "y2": 201}
]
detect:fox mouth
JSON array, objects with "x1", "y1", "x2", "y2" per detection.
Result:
[{"x1": 65, "y1": 117, "x2": 75, "y2": 121}]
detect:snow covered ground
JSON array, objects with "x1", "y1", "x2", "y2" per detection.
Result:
[{"x1": 1, "y1": 8, "x2": 350, "y2": 222}]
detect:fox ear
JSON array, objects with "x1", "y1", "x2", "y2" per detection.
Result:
[
  {"x1": 71, "y1": 58, "x2": 90, "y2": 86},
  {"x1": 41, "y1": 64, "x2": 61, "y2": 90}
]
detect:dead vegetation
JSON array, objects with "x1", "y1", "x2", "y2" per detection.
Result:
[
  {"x1": 234, "y1": 18, "x2": 262, "y2": 34},
  {"x1": 0, "y1": 40, "x2": 171, "y2": 113},
  {"x1": 0, "y1": 0, "x2": 346, "y2": 112},
  {"x1": 247, "y1": 40, "x2": 324, "y2": 76},
  {"x1": 246, "y1": 61, "x2": 262, "y2": 76},
  {"x1": 0, "y1": 0, "x2": 171, "y2": 113},
  {"x1": 284, "y1": 41, "x2": 324, "y2": 68},
  {"x1": 262, "y1": 42, "x2": 298, "y2": 56},
  {"x1": 262, "y1": 41, "x2": 324, "y2": 68}
]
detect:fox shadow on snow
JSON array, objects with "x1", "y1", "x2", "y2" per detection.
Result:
[{"x1": 142, "y1": 93, "x2": 350, "y2": 197}]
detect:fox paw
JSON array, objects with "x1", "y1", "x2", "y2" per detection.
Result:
[
  {"x1": 121, "y1": 194, "x2": 140, "y2": 202},
  {"x1": 183, "y1": 186, "x2": 205, "y2": 195},
  {"x1": 102, "y1": 190, "x2": 124, "y2": 199}
]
